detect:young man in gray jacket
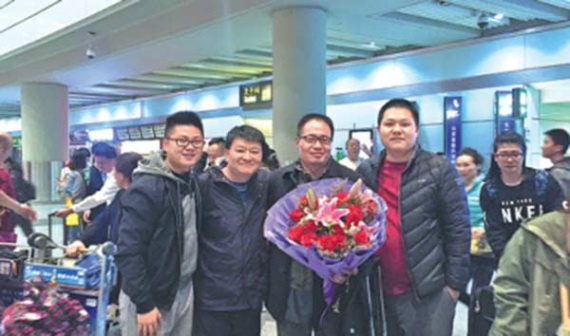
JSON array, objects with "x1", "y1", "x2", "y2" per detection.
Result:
[{"x1": 116, "y1": 111, "x2": 204, "y2": 336}]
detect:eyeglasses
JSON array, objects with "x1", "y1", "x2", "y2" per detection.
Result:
[
  {"x1": 299, "y1": 135, "x2": 332, "y2": 146},
  {"x1": 495, "y1": 151, "x2": 523, "y2": 159},
  {"x1": 165, "y1": 137, "x2": 205, "y2": 149}
]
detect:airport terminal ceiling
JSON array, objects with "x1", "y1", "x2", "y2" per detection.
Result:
[{"x1": 1, "y1": 0, "x2": 570, "y2": 118}]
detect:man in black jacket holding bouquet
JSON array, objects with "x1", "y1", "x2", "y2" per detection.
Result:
[{"x1": 266, "y1": 113, "x2": 382, "y2": 336}]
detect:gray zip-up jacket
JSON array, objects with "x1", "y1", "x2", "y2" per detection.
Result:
[{"x1": 116, "y1": 151, "x2": 200, "y2": 314}]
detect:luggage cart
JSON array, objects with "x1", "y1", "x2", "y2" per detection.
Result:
[{"x1": 0, "y1": 235, "x2": 117, "y2": 336}]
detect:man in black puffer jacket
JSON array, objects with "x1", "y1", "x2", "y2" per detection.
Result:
[{"x1": 357, "y1": 99, "x2": 470, "y2": 336}]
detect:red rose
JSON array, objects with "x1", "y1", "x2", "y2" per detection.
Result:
[
  {"x1": 304, "y1": 220, "x2": 318, "y2": 233},
  {"x1": 300, "y1": 232, "x2": 318, "y2": 247},
  {"x1": 345, "y1": 204, "x2": 363, "y2": 225},
  {"x1": 331, "y1": 224, "x2": 344, "y2": 235},
  {"x1": 364, "y1": 200, "x2": 379, "y2": 219},
  {"x1": 336, "y1": 191, "x2": 349, "y2": 204},
  {"x1": 354, "y1": 230, "x2": 370, "y2": 245},
  {"x1": 332, "y1": 233, "x2": 348, "y2": 248},
  {"x1": 298, "y1": 195, "x2": 308, "y2": 208},
  {"x1": 288, "y1": 225, "x2": 304, "y2": 242},
  {"x1": 318, "y1": 234, "x2": 336, "y2": 252},
  {"x1": 289, "y1": 208, "x2": 304, "y2": 222}
]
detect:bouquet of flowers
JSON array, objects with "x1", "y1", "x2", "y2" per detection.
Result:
[{"x1": 264, "y1": 178, "x2": 387, "y2": 304}]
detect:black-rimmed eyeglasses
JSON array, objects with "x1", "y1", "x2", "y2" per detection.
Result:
[{"x1": 165, "y1": 137, "x2": 205, "y2": 149}]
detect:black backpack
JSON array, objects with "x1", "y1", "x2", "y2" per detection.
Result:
[{"x1": 16, "y1": 180, "x2": 36, "y2": 203}]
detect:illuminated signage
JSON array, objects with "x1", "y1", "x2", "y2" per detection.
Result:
[
  {"x1": 128, "y1": 127, "x2": 142, "y2": 140},
  {"x1": 140, "y1": 125, "x2": 155, "y2": 140},
  {"x1": 240, "y1": 81, "x2": 272, "y2": 107},
  {"x1": 444, "y1": 96, "x2": 462, "y2": 163}
]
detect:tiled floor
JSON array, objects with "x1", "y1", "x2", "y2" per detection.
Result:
[{"x1": 259, "y1": 303, "x2": 469, "y2": 336}]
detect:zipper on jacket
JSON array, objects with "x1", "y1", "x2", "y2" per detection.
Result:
[{"x1": 397, "y1": 152, "x2": 422, "y2": 301}]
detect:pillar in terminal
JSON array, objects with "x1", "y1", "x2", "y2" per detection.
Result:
[
  {"x1": 272, "y1": 6, "x2": 327, "y2": 164},
  {"x1": 21, "y1": 83, "x2": 69, "y2": 202}
]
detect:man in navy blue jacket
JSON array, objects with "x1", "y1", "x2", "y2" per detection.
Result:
[{"x1": 194, "y1": 125, "x2": 269, "y2": 336}]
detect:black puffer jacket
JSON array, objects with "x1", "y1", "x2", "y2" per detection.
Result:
[
  {"x1": 194, "y1": 167, "x2": 269, "y2": 311},
  {"x1": 357, "y1": 147, "x2": 471, "y2": 297}
]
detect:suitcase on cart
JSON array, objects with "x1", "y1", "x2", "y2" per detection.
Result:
[{"x1": 468, "y1": 286, "x2": 495, "y2": 336}]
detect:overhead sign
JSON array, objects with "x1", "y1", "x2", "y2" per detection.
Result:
[
  {"x1": 114, "y1": 123, "x2": 166, "y2": 141},
  {"x1": 495, "y1": 91, "x2": 514, "y2": 135},
  {"x1": 444, "y1": 96, "x2": 462, "y2": 163},
  {"x1": 239, "y1": 81, "x2": 272, "y2": 108}
]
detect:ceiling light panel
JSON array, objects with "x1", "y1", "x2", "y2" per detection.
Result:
[{"x1": 0, "y1": 0, "x2": 123, "y2": 57}]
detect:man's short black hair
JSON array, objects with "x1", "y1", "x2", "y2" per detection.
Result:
[
  {"x1": 545, "y1": 128, "x2": 570, "y2": 154},
  {"x1": 377, "y1": 98, "x2": 420, "y2": 127},
  {"x1": 225, "y1": 125, "x2": 265, "y2": 149},
  {"x1": 296, "y1": 113, "x2": 335, "y2": 139},
  {"x1": 92, "y1": 142, "x2": 117, "y2": 159},
  {"x1": 165, "y1": 111, "x2": 204, "y2": 138},
  {"x1": 115, "y1": 152, "x2": 143, "y2": 182},
  {"x1": 208, "y1": 137, "x2": 225, "y2": 147}
]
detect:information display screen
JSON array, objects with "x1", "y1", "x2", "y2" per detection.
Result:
[
  {"x1": 116, "y1": 128, "x2": 130, "y2": 141},
  {"x1": 153, "y1": 124, "x2": 166, "y2": 138},
  {"x1": 140, "y1": 125, "x2": 155, "y2": 140},
  {"x1": 128, "y1": 127, "x2": 142, "y2": 140}
]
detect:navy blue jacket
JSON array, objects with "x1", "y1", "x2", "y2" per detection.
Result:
[
  {"x1": 86, "y1": 165, "x2": 106, "y2": 220},
  {"x1": 194, "y1": 167, "x2": 269, "y2": 311},
  {"x1": 80, "y1": 189, "x2": 123, "y2": 246}
]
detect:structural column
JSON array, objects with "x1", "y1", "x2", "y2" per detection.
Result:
[
  {"x1": 272, "y1": 6, "x2": 327, "y2": 164},
  {"x1": 21, "y1": 83, "x2": 69, "y2": 202}
]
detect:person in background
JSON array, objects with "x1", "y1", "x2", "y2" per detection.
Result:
[
  {"x1": 261, "y1": 142, "x2": 280, "y2": 171},
  {"x1": 193, "y1": 125, "x2": 269, "y2": 336},
  {"x1": 58, "y1": 150, "x2": 88, "y2": 243},
  {"x1": 65, "y1": 152, "x2": 142, "y2": 254},
  {"x1": 490, "y1": 209, "x2": 570, "y2": 336},
  {"x1": 481, "y1": 131, "x2": 564, "y2": 261},
  {"x1": 456, "y1": 147, "x2": 495, "y2": 293},
  {"x1": 0, "y1": 132, "x2": 20, "y2": 243},
  {"x1": 542, "y1": 128, "x2": 570, "y2": 198},
  {"x1": 65, "y1": 152, "x2": 142, "y2": 307},
  {"x1": 455, "y1": 147, "x2": 495, "y2": 334},
  {"x1": 116, "y1": 111, "x2": 204, "y2": 336},
  {"x1": 0, "y1": 190, "x2": 37, "y2": 221},
  {"x1": 53, "y1": 143, "x2": 119, "y2": 222},
  {"x1": 207, "y1": 137, "x2": 226, "y2": 168},
  {"x1": 339, "y1": 138, "x2": 362, "y2": 171},
  {"x1": 0, "y1": 133, "x2": 36, "y2": 231},
  {"x1": 59, "y1": 151, "x2": 87, "y2": 204},
  {"x1": 358, "y1": 98, "x2": 470, "y2": 336},
  {"x1": 6, "y1": 157, "x2": 36, "y2": 237}
]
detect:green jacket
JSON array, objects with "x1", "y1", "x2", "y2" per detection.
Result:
[{"x1": 490, "y1": 211, "x2": 570, "y2": 336}]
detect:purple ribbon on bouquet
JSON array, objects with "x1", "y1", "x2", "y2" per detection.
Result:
[{"x1": 264, "y1": 178, "x2": 387, "y2": 306}]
